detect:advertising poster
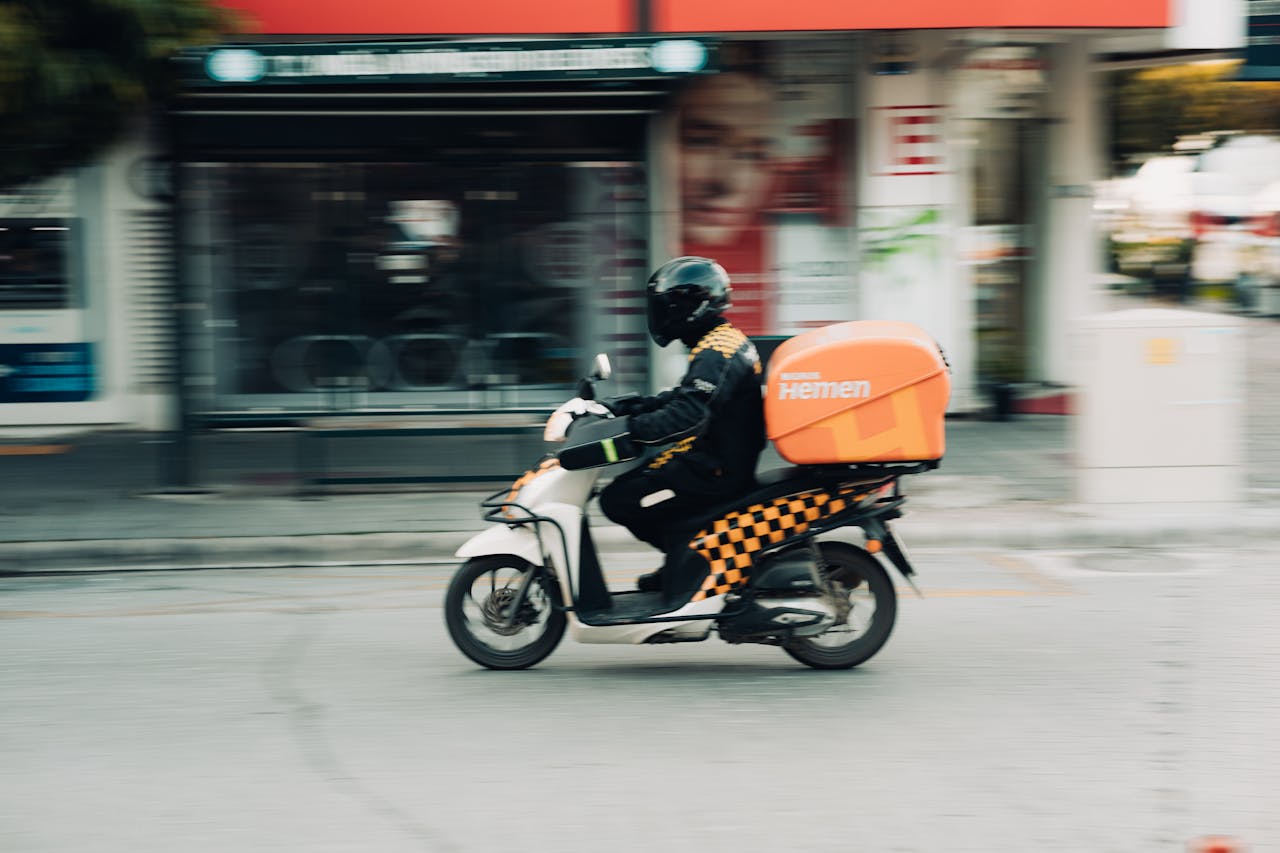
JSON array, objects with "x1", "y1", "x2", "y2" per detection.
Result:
[
  {"x1": 858, "y1": 206, "x2": 944, "y2": 324},
  {"x1": 0, "y1": 175, "x2": 93, "y2": 404},
  {"x1": 771, "y1": 41, "x2": 855, "y2": 335},
  {"x1": 672, "y1": 40, "x2": 853, "y2": 336},
  {"x1": 0, "y1": 342, "x2": 95, "y2": 403}
]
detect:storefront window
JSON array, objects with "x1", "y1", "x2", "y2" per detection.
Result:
[
  {"x1": 189, "y1": 158, "x2": 648, "y2": 409},
  {"x1": 0, "y1": 220, "x2": 79, "y2": 310},
  {"x1": 968, "y1": 119, "x2": 1043, "y2": 384}
]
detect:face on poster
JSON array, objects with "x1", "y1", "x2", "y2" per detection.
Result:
[{"x1": 671, "y1": 41, "x2": 852, "y2": 336}]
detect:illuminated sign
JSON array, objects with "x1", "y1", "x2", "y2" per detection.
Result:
[
  {"x1": 0, "y1": 344, "x2": 95, "y2": 403},
  {"x1": 185, "y1": 38, "x2": 716, "y2": 86}
]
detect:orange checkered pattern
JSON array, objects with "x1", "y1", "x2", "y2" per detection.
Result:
[
  {"x1": 501, "y1": 456, "x2": 560, "y2": 518},
  {"x1": 689, "y1": 485, "x2": 861, "y2": 601},
  {"x1": 648, "y1": 435, "x2": 695, "y2": 471},
  {"x1": 690, "y1": 324, "x2": 750, "y2": 360},
  {"x1": 689, "y1": 325, "x2": 762, "y2": 374}
]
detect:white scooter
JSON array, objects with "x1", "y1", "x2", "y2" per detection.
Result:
[{"x1": 443, "y1": 355, "x2": 930, "y2": 670}]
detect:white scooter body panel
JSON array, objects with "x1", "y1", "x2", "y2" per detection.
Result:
[
  {"x1": 569, "y1": 593, "x2": 727, "y2": 644},
  {"x1": 529, "y1": 501, "x2": 585, "y2": 588},
  {"x1": 454, "y1": 525, "x2": 543, "y2": 565},
  {"x1": 454, "y1": 502, "x2": 585, "y2": 584},
  {"x1": 454, "y1": 463, "x2": 597, "y2": 565}
]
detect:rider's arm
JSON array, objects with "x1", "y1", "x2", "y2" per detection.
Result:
[
  {"x1": 627, "y1": 348, "x2": 733, "y2": 445},
  {"x1": 605, "y1": 388, "x2": 674, "y2": 417}
]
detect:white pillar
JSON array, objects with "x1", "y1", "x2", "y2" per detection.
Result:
[{"x1": 1038, "y1": 36, "x2": 1103, "y2": 385}]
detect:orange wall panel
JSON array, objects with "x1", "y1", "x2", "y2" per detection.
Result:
[
  {"x1": 221, "y1": 0, "x2": 634, "y2": 36},
  {"x1": 656, "y1": 0, "x2": 1171, "y2": 32}
]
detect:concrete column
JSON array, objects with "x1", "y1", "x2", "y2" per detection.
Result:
[{"x1": 1038, "y1": 36, "x2": 1104, "y2": 385}]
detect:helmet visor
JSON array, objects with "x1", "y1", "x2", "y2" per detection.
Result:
[{"x1": 647, "y1": 291, "x2": 681, "y2": 346}]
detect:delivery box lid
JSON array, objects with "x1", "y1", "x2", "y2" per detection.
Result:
[{"x1": 765, "y1": 320, "x2": 949, "y2": 440}]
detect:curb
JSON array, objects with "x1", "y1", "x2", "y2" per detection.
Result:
[
  {"x1": 0, "y1": 532, "x2": 471, "y2": 575},
  {"x1": 2, "y1": 507, "x2": 1277, "y2": 575}
]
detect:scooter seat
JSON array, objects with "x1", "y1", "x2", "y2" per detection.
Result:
[{"x1": 754, "y1": 464, "x2": 910, "y2": 491}]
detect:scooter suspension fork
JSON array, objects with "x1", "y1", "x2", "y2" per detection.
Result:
[
  {"x1": 806, "y1": 539, "x2": 852, "y2": 623},
  {"x1": 499, "y1": 562, "x2": 543, "y2": 630}
]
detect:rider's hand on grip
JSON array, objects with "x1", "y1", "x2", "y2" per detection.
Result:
[{"x1": 602, "y1": 393, "x2": 642, "y2": 416}]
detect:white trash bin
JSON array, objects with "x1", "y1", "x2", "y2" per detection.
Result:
[{"x1": 1076, "y1": 308, "x2": 1245, "y2": 504}]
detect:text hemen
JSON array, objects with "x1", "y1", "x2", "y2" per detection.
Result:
[{"x1": 777, "y1": 378, "x2": 871, "y2": 400}]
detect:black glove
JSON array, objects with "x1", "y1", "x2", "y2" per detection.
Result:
[{"x1": 602, "y1": 393, "x2": 643, "y2": 416}]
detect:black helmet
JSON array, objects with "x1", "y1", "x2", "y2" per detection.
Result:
[{"x1": 646, "y1": 256, "x2": 732, "y2": 347}]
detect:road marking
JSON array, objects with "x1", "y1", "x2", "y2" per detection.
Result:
[
  {"x1": 902, "y1": 588, "x2": 1051, "y2": 598},
  {"x1": 0, "y1": 444, "x2": 70, "y2": 456},
  {"x1": 984, "y1": 552, "x2": 1078, "y2": 596}
]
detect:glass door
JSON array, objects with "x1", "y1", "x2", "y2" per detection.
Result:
[{"x1": 969, "y1": 118, "x2": 1044, "y2": 386}]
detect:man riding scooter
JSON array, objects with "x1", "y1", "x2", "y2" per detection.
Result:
[{"x1": 598, "y1": 256, "x2": 767, "y2": 592}]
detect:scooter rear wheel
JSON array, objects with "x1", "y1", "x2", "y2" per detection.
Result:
[
  {"x1": 444, "y1": 555, "x2": 566, "y2": 670},
  {"x1": 783, "y1": 542, "x2": 897, "y2": 670}
]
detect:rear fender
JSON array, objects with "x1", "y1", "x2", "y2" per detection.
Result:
[{"x1": 860, "y1": 516, "x2": 915, "y2": 577}]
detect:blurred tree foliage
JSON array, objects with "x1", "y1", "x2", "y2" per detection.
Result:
[
  {"x1": 0, "y1": 0, "x2": 235, "y2": 190},
  {"x1": 1110, "y1": 61, "x2": 1280, "y2": 167}
]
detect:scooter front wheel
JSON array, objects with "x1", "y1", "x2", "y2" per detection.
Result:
[
  {"x1": 783, "y1": 542, "x2": 897, "y2": 670},
  {"x1": 444, "y1": 555, "x2": 566, "y2": 670}
]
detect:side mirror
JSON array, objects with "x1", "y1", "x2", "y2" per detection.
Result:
[{"x1": 591, "y1": 353, "x2": 612, "y2": 381}]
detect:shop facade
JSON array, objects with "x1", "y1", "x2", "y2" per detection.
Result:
[
  {"x1": 1, "y1": 0, "x2": 1246, "y2": 430},
  {"x1": 0, "y1": 126, "x2": 174, "y2": 430},
  {"x1": 172, "y1": 38, "x2": 690, "y2": 416}
]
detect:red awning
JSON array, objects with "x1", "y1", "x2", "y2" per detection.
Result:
[
  {"x1": 219, "y1": 0, "x2": 1170, "y2": 37},
  {"x1": 220, "y1": 0, "x2": 635, "y2": 36}
]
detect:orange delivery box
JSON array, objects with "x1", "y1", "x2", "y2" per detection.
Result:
[{"x1": 764, "y1": 321, "x2": 951, "y2": 465}]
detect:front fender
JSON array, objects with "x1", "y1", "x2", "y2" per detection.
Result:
[{"x1": 455, "y1": 524, "x2": 544, "y2": 565}]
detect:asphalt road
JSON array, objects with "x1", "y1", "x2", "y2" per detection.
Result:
[{"x1": 2, "y1": 546, "x2": 1277, "y2": 852}]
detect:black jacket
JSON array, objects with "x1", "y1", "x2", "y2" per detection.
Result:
[{"x1": 624, "y1": 321, "x2": 766, "y2": 492}]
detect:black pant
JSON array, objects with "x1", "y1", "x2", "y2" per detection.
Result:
[{"x1": 598, "y1": 466, "x2": 737, "y2": 556}]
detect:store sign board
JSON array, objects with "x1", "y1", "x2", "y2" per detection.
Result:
[
  {"x1": 0, "y1": 176, "x2": 75, "y2": 219},
  {"x1": 185, "y1": 38, "x2": 716, "y2": 86},
  {"x1": 218, "y1": 0, "x2": 1169, "y2": 34},
  {"x1": 0, "y1": 343, "x2": 94, "y2": 403},
  {"x1": 1240, "y1": 0, "x2": 1280, "y2": 80},
  {"x1": 218, "y1": 0, "x2": 633, "y2": 36}
]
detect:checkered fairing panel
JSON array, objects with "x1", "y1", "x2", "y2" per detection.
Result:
[{"x1": 689, "y1": 485, "x2": 861, "y2": 602}]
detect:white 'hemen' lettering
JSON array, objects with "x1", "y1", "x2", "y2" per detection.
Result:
[{"x1": 778, "y1": 380, "x2": 871, "y2": 400}]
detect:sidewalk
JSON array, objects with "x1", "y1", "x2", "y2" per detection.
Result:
[{"x1": 2, "y1": 312, "x2": 1278, "y2": 574}]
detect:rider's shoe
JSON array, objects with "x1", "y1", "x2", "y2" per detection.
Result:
[{"x1": 636, "y1": 569, "x2": 664, "y2": 592}]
